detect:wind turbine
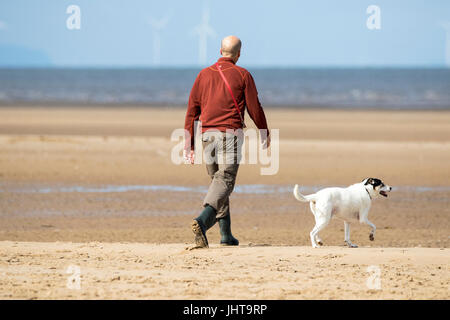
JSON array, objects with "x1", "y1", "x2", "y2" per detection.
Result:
[
  {"x1": 149, "y1": 14, "x2": 170, "y2": 66},
  {"x1": 192, "y1": 1, "x2": 216, "y2": 65},
  {"x1": 439, "y1": 21, "x2": 450, "y2": 68}
]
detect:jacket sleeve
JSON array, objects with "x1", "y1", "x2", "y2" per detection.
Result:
[
  {"x1": 244, "y1": 71, "x2": 269, "y2": 134},
  {"x1": 184, "y1": 73, "x2": 202, "y2": 151}
]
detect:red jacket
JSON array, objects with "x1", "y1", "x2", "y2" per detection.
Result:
[{"x1": 184, "y1": 57, "x2": 269, "y2": 150}]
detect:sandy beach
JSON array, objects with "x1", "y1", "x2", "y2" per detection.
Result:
[
  {"x1": 0, "y1": 106, "x2": 449, "y2": 299},
  {"x1": 0, "y1": 242, "x2": 448, "y2": 300}
]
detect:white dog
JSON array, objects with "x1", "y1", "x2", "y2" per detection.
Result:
[{"x1": 293, "y1": 178, "x2": 392, "y2": 248}]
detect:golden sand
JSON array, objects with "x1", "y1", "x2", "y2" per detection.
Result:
[{"x1": 0, "y1": 106, "x2": 449, "y2": 299}]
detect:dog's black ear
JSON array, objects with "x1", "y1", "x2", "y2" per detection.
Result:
[
  {"x1": 364, "y1": 178, "x2": 373, "y2": 185},
  {"x1": 371, "y1": 178, "x2": 383, "y2": 187}
]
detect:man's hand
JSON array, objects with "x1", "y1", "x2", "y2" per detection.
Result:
[{"x1": 184, "y1": 149, "x2": 195, "y2": 164}]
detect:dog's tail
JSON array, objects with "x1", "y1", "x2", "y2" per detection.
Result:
[{"x1": 293, "y1": 184, "x2": 316, "y2": 202}]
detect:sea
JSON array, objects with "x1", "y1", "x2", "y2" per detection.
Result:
[{"x1": 0, "y1": 68, "x2": 449, "y2": 109}]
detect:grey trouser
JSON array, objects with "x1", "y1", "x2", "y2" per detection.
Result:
[{"x1": 202, "y1": 131, "x2": 242, "y2": 219}]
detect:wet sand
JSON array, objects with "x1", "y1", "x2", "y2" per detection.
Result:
[{"x1": 0, "y1": 106, "x2": 449, "y2": 299}]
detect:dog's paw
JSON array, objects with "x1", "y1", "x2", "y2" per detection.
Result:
[
  {"x1": 345, "y1": 241, "x2": 358, "y2": 248},
  {"x1": 317, "y1": 241, "x2": 323, "y2": 246},
  {"x1": 369, "y1": 234, "x2": 375, "y2": 241}
]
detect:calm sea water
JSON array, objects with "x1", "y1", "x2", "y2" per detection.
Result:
[{"x1": 0, "y1": 68, "x2": 449, "y2": 109}]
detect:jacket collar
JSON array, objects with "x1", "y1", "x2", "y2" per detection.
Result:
[{"x1": 218, "y1": 57, "x2": 236, "y2": 64}]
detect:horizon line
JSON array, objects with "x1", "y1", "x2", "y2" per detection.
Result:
[{"x1": 0, "y1": 64, "x2": 449, "y2": 69}]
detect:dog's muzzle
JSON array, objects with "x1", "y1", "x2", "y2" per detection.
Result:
[{"x1": 379, "y1": 186, "x2": 392, "y2": 197}]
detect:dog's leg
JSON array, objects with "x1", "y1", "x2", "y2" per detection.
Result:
[
  {"x1": 315, "y1": 234, "x2": 323, "y2": 246},
  {"x1": 310, "y1": 225, "x2": 322, "y2": 248},
  {"x1": 310, "y1": 202, "x2": 324, "y2": 246},
  {"x1": 344, "y1": 221, "x2": 358, "y2": 248},
  {"x1": 362, "y1": 218, "x2": 376, "y2": 241},
  {"x1": 310, "y1": 217, "x2": 329, "y2": 248}
]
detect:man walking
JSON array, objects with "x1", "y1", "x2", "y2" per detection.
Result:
[{"x1": 184, "y1": 35, "x2": 269, "y2": 248}]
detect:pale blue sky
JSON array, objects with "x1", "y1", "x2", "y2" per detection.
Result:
[{"x1": 0, "y1": 0, "x2": 449, "y2": 67}]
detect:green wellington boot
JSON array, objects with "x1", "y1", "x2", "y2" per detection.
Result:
[
  {"x1": 218, "y1": 214, "x2": 239, "y2": 246},
  {"x1": 191, "y1": 205, "x2": 217, "y2": 248}
]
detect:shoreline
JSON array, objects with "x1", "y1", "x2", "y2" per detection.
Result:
[{"x1": 3, "y1": 182, "x2": 450, "y2": 193}]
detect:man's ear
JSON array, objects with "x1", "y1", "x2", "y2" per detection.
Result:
[{"x1": 233, "y1": 51, "x2": 241, "y2": 63}]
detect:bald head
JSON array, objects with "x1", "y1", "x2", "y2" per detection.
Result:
[{"x1": 220, "y1": 35, "x2": 242, "y2": 60}]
